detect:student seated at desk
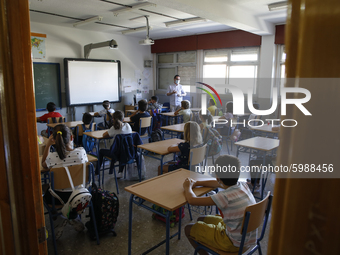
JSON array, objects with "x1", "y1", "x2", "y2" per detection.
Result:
[
  {"x1": 174, "y1": 100, "x2": 192, "y2": 123},
  {"x1": 159, "y1": 121, "x2": 202, "y2": 174},
  {"x1": 148, "y1": 96, "x2": 163, "y2": 111},
  {"x1": 73, "y1": 112, "x2": 94, "y2": 146},
  {"x1": 130, "y1": 99, "x2": 150, "y2": 135},
  {"x1": 93, "y1": 100, "x2": 115, "y2": 129},
  {"x1": 97, "y1": 110, "x2": 133, "y2": 178},
  {"x1": 36, "y1": 102, "x2": 63, "y2": 137},
  {"x1": 218, "y1": 101, "x2": 234, "y2": 135},
  {"x1": 183, "y1": 155, "x2": 257, "y2": 254},
  {"x1": 199, "y1": 110, "x2": 214, "y2": 137},
  {"x1": 102, "y1": 110, "x2": 132, "y2": 139},
  {"x1": 207, "y1": 98, "x2": 218, "y2": 116},
  {"x1": 41, "y1": 124, "x2": 87, "y2": 239}
]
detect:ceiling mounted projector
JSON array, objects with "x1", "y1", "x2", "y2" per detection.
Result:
[
  {"x1": 139, "y1": 37, "x2": 154, "y2": 45},
  {"x1": 139, "y1": 16, "x2": 154, "y2": 46}
]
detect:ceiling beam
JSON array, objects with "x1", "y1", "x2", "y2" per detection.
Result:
[{"x1": 151, "y1": 0, "x2": 275, "y2": 35}]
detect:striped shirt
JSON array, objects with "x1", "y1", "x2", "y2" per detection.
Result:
[{"x1": 211, "y1": 182, "x2": 257, "y2": 247}]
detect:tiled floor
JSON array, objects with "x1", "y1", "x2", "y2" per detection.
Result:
[{"x1": 45, "y1": 135, "x2": 276, "y2": 255}]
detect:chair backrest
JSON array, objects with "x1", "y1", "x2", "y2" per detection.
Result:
[
  {"x1": 140, "y1": 116, "x2": 152, "y2": 128},
  {"x1": 47, "y1": 116, "x2": 65, "y2": 124},
  {"x1": 76, "y1": 122, "x2": 96, "y2": 136},
  {"x1": 50, "y1": 162, "x2": 92, "y2": 190},
  {"x1": 189, "y1": 144, "x2": 207, "y2": 168},
  {"x1": 241, "y1": 192, "x2": 272, "y2": 234}
]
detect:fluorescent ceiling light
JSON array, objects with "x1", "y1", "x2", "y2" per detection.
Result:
[
  {"x1": 113, "y1": 2, "x2": 155, "y2": 16},
  {"x1": 268, "y1": 1, "x2": 288, "y2": 11},
  {"x1": 121, "y1": 26, "x2": 152, "y2": 35},
  {"x1": 165, "y1": 17, "x2": 207, "y2": 28},
  {"x1": 73, "y1": 16, "x2": 103, "y2": 28}
]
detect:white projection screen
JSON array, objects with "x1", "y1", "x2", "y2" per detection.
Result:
[{"x1": 64, "y1": 59, "x2": 121, "y2": 106}]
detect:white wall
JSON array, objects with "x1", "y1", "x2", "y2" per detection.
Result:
[{"x1": 31, "y1": 22, "x2": 153, "y2": 134}]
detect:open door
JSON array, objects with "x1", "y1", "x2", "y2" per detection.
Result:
[
  {"x1": 268, "y1": 0, "x2": 340, "y2": 254},
  {"x1": 0, "y1": 0, "x2": 47, "y2": 253}
]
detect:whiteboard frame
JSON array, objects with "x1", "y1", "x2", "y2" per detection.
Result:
[
  {"x1": 33, "y1": 62, "x2": 62, "y2": 111},
  {"x1": 64, "y1": 58, "x2": 122, "y2": 106}
]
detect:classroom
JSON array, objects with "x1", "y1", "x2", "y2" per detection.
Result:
[{"x1": 1, "y1": 0, "x2": 339, "y2": 254}]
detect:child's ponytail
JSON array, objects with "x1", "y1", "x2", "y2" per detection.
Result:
[
  {"x1": 53, "y1": 124, "x2": 71, "y2": 160},
  {"x1": 112, "y1": 110, "x2": 124, "y2": 130}
]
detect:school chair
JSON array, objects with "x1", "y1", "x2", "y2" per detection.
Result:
[
  {"x1": 163, "y1": 102, "x2": 170, "y2": 112},
  {"x1": 138, "y1": 116, "x2": 153, "y2": 143},
  {"x1": 46, "y1": 116, "x2": 66, "y2": 136},
  {"x1": 214, "y1": 108, "x2": 222, "y2": 116},
  {"x1": 75, "y1": 122, "x2": 96, "y2": 147},
  {"x1": 193, "y1": 192, "x2": 273, "y2": 255},
  {"x1": 188, "y1": 144, "x2": 208, "y2": 172},
  {"x1": 99, "y1": 133, "x2": 142, "y2": 194},
  {"x1": 220, "y1": 117, "x2": 240, "y2": 155},
  {"x1": 43, "y1": 162, "x2": 99, "y2": 255}
]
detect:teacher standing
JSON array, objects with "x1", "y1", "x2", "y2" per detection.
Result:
[{"x1": 166, "y1": 74, "x2": 187, "y2": 112}]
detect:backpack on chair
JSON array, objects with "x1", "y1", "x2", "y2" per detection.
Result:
[
  {"x1": 49, "y1": 163, "x2": 92, "y2": 220},
  {"x1": 204, "y1": 127, "x2": 222, "y2": 156},
  {"x1": 104, "y1": 111, "x2": 114, "y2": 129},
  {"x1": 82, "y1": 124, "x2": 96, "y2": 154}
]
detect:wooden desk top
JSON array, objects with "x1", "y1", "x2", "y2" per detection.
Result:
[
  {"x1": 39, "y1": 154, "x2": 98, "y2": 172},
  {"x1": 125, "y1": 169, "x2": 214, "y2": 211},
  {"x1": 160, "y1": 112, "x2": 176, "y2": 117},
  {"x1": 47, "y1": 121, "x2": 83, "y2": 128},
  {"x1": 250, "y1": 125, "x2": 280, "y2": 133},
  {"x1": 162, "y1": 106, "x2": 169, "y2": 109},
  {"x1": 127, "y1": 109, "x2": 137, "y2": 113},
  {"x1": 123, "y1": 117, "x2": 131, "y2": 122},
  {"x1": 161, "y1": 123, "x2": 185, "y2": 132},
  {"x1": 137, "y1": 138, "x2": 184, "y2": 155},
  {"x1": 85, "y1": 130, "x2": 136, "y2": 139},
  {"x1": 85, "y1": 129, "x2": 109, "y2": 139},
  {"x1": 235, "y1": 137, "x2": 280, "y2": 151}
]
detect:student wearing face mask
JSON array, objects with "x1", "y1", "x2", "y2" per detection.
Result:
[{"x1": 166, "y1": 74, "x2": 186, "y2": 112}]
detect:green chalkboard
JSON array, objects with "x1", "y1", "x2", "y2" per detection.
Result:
[{"x1": 33, "y1": 62, "x2": 62, "y2": 111}]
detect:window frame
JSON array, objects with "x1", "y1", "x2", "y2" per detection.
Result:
[
  {"x1": 203, "y1": 47, "x2": 260, "y2": 94},
  {"x1": 156, "y1": 51, "x2": 197, "y2": 90}
]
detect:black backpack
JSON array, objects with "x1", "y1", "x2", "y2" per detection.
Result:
[
  {"x1": 149, "y1": 129, "x2": 163, "y2": 143},
  {"x1": 86, "y1": 183, "x2": 119, "y2": 238},
  {"x1": 104, "y1": 111, "x2": 114, "y2": 129}
]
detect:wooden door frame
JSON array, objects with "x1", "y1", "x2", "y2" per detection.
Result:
[{"x1": 0, "y1": 0, "x2": 47, "y2": 254}]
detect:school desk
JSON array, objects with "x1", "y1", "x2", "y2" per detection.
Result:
[
  {"x1": 250, "y1": 125, "x2": 280, "y2": 138},
  {"x1": 137, "y1": 138, "x2": 184, "y2": 175},
  {"x1": 46, "y1": 120, "x2": 83, "y2": 129},
  {"x1": 125, "y1": 169, "x2": 215, "y2": 255},
  {"x1": 161, "y1": 123, "x2": 185, "y2": 139},
  {"x1": 126, "y1": 109, "x2": 137, "y2": 116},
  {"x1": 160, "y1": 112, "x2": 181, "y2": 126},
  {"x1": 235, "y1": 137, "x2": 280, "y2": 199},
  {"x1": 123, "y1": 117, "x2": 131, "y2": 122},
  {"x1": 83, "y1": 129, "x2": 111, "y2": 156}
]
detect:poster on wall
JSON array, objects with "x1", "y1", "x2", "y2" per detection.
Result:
[{"x1": 31, "y1": 32, "x2": 46, "y2": 59}]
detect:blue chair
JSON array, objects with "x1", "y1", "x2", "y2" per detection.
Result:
[
  {"x1": 193, "y1": 192, "x2": 273, "y2": 255},
  {"x1": 43, "y1": 163, "x2": 99, "y2": 255},
  {"x1": 75, "y1": 122, "x2": 96, "y2": 147},
  {"x1": 162, "y1": 102, "x2": 170, "y2": 112},
  {"x1": 99, "y1": 133, "x2": 143, "y2": 194}
]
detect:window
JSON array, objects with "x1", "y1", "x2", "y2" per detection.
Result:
[
  {"x1": 156, "y1": 51, "x2": 196, "y2": 91},
  {"x1": 203, "y1": 48, "x2": 259, "y2": 94},
  {"x1": 274, "y1": 45, "x2": 286, "y2": 94}
]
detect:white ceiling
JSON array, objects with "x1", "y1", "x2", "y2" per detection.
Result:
[{"x1": 29, "y1": 0, "x2": 287, "y2": 40}]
